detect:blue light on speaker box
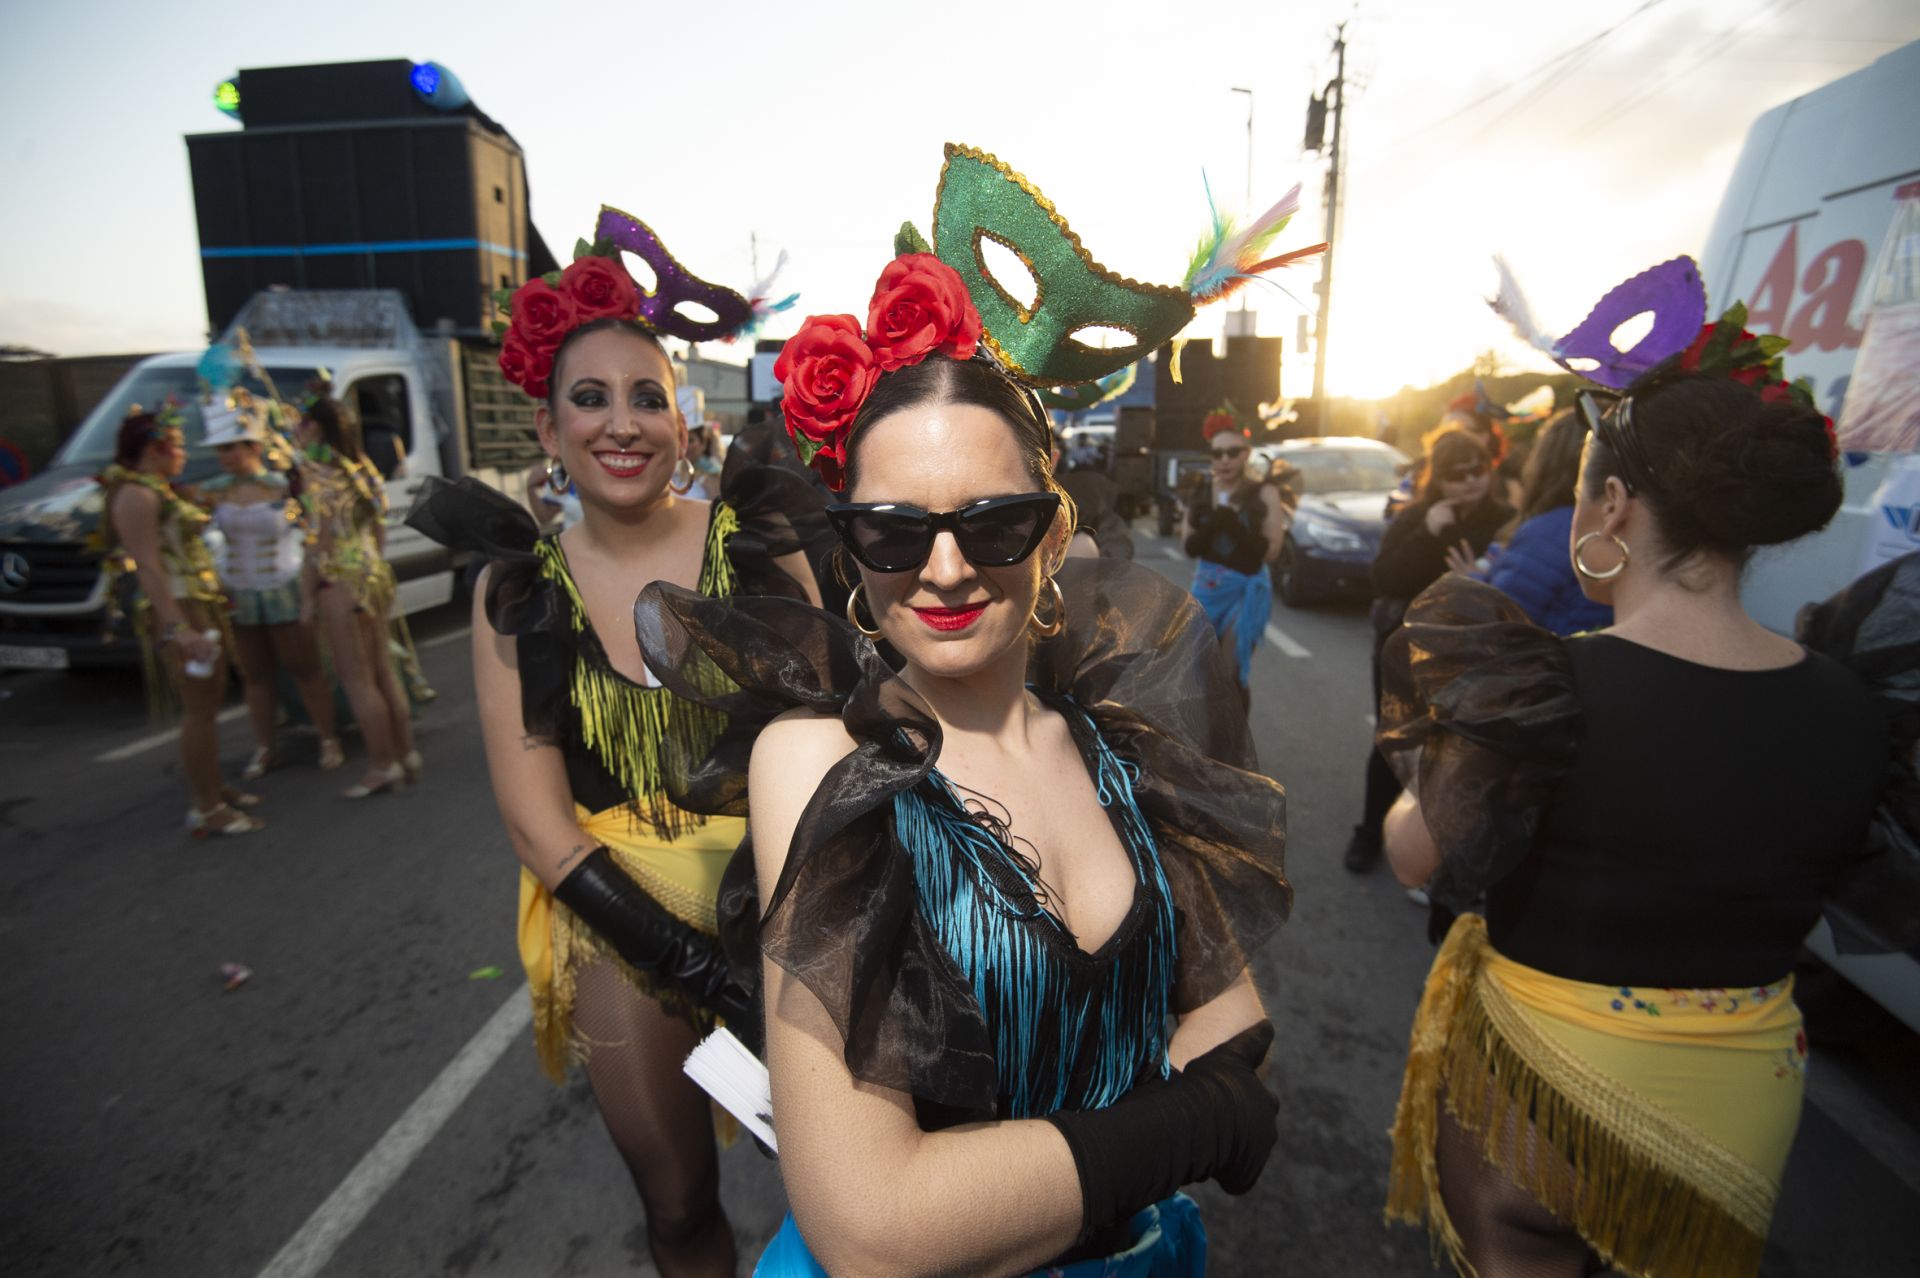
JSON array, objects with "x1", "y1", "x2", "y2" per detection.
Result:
[{"x1": 410, "y1": 61, "x2": 469, "y2": 110}]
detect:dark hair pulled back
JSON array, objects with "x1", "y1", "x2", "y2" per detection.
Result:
[
  {"x1": 547, "y1": 318, "x2": 672, "y2": 407},
  {"x1": 1583, "y1": 374, "x2": 1840, "y2": 570},
  {"x1": 113, "y1": 411, "x2": 162, "y2": 467},
  {"x1": 305, "y1": 392, "x2": 366, "y2": 462},
  {"x1": 843, "y1": 356, "x2": 1071, "y2": 521}
]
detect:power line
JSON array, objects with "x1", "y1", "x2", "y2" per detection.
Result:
[
  {"x1": 1393, "y1": 0, "x2": 1671, "y2": 142},
  {"x1": 1570, "y1": 0, "x2": 1806, "y2": 137}
]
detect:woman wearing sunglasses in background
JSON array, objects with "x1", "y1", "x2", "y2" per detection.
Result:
[
  {"x1": 408, "y1": 223, "x2": 820, "y2": 1278},
  {"x1": 99, "y1": 406, "x2": 264, "y2": 837},
  {"x1": 1343, "y1": 427, "x2": 1510, "y2": 878},
  {"x1": 636, "y1": 251, "x2": 1292, "y2": 1277},
  {"x1": 1182, "y1": 415, "x2": 1288, "y2": 704}
]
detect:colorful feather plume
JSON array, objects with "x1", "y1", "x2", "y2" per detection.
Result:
[
  {"x1": 733, "y1": 250, "x2": 800, "y2": 342},
  {"x1": 1183, "y1": 176, "x2": 1327, "y2": 305},
  {"x1": 1486, "y1": 254, "x2": 1558, "y2": 356}
]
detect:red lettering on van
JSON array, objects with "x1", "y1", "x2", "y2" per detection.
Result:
[{"x1": 1744, "y1": 224, "x2": 1866, "y2": 353}]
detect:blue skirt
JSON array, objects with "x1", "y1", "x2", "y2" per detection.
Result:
[
  {"x1": 754, "y1": 1193, "x2": 1205, "y2": 1277},
  {"x1": 1190, "y1": 561, "x2": 1272, "y2": 686}
]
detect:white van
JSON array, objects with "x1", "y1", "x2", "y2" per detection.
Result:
[{"x1": 1697, "y1": 38, "x2": 1920, "y2": 1031}]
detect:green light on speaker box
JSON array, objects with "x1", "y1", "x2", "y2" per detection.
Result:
[{"x1": 214, "y1": 80, "x2": 241, "y2": 119}]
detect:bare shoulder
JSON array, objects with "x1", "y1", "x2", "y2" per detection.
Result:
[
  {"x1": 748, "y1": 708, "x2": 857, "y2": 883},
  {"x1": 750, "y1": 708, "x2": 856, "y2": 791},
  {"x1": 111, "y1": 480, "x2": 161, "y2": 516}
]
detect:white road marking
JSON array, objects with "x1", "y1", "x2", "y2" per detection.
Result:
[
  {"x1": 255, "y1": 987, "x2": 532, "y2": 1278},
  {"x1": 93, "y1": 706, "x2": 248, "y2": 763},
  {"x1": 416, "y1": 626, "x2": 473, "y2": 651},
  {"x1": 1264, "y1": 624, "x2": 1312, "y2": 659}
]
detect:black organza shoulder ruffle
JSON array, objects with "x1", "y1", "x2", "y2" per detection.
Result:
[
  {"x1": 632, "y1": 556, "x2": 1291, "y2": 1114},
  {"x1": 1375, "y1": 575, "x2": 1581, "y2": 913},
  {"x1": 1798, "y1": 551, "x2": 1920, "y2": 955},
  {"x1": 405, "y1": 464, "x2": 829, "y2": 740}
]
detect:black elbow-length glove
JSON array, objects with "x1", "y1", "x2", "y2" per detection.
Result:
[
  {"x1": 553, "y1": 848, "x2": 752, "y2": 1024},
  {"x1": 1046, "y1": 1020, "x2": 1279, "y2": 1240}
]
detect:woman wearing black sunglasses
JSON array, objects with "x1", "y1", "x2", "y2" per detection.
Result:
[
  {"x1": 1181, "y1": 419, "x2": 1289, "y2": 702},
  {"x1": 635, "y1": 251, "x2": 1290, "y2": 1276},
  {"x1": 1344, "y1": 427, "x2": 1511, "y2": 877}
]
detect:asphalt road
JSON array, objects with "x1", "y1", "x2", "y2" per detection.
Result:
[{"x1": 2, "y1": 528, "x2": 1917, "y2": 1276}]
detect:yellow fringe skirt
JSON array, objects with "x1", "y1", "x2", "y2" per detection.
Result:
[
  {"x1": 1387, "y1": 914, "x2": 1808, "y2": 1278},
  {"x1": 515, "y1": 801, "x2": 746, "y2": 1083}
]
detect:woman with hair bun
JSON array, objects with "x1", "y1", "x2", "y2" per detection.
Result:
[{"x1": 1375, "y1": 299, "x2": 1916, "y2": 1278}]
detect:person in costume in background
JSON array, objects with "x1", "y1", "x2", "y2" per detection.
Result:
[
  {"x1": 99, "y1": 407, "x2": 263, "y2": 837},
  {"x1": 297, "y1": 391, "x2": 421, "y2": 798},
  {"x1": 1182, "y1": 412, "x2": 1287, "y2": 703},
  {"x1": 198, "y1": 398, "x2": 343, "y2": 778},
  {"x1": 407, "y1": 212, "x2": 822, "y2": 1278},
  {"x1": 1447, "y1": 408, "x2": 1612, "y2": 636},
  {"x1": 1377, "y1": 283, "x2": 1920, "y2": 1278},
  {"x1": 636, "y1": 143, "x2": 1309, "y2": 1274},
  {"x1": 1344, "y1": 427, "x2": 1509, "y2": 877}
]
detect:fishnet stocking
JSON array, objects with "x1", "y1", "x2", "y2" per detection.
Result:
[
  {"x1": 572, "y1": 959, "x2": 737, "y2": 1278},
  {"x1": 1435, "y1": 1102, "x2": 1608, "y2": 1278}
]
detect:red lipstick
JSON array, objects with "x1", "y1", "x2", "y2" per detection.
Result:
[{"x1": 913, "y1": 604, "x2": 986, "y2": 632}]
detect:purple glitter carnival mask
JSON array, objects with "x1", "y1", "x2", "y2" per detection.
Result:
[
  {"x1": 1489, "y1": 254, "x2": 1708, "y2": 391},
  {"x1": 594, "y1": 206, "x2": 754, "y2": 344}
]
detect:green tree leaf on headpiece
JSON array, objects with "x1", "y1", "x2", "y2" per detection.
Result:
[
  {"x1": 573, "y1": 237, "x2": 618, "y2": 262},
  {"x1": 541, "y1": 270, "x2": 563, "y2": 287},
  {"x1": 894, "y1": 222, "x2": 932, "y2": 257}
]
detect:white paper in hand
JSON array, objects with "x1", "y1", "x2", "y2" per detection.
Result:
[{"x1": 682, "y1": 1027, "x2": 777, "y2": 1153}]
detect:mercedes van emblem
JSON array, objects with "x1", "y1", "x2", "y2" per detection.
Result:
[{"x1": 0, "y1": 552, "x2": 29, "y2": 593}]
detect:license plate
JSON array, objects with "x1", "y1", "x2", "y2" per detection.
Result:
[{"x1": 0, "y1": 644, "x2": 68, "y2": 670}]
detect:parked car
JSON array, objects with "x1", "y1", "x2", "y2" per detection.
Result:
[{"x1": 1254, "y1": 436, "x2": 1409, "y2": 607}]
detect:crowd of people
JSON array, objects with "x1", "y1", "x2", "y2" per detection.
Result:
[
  {"x1": 105, "y1": 151, "x2": 1917, "y2": 1278},
  {"x1": 98, "y1": 385, "x2": 428, "y2": 836}
]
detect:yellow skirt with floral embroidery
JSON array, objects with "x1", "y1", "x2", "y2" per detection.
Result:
[
  {"x1": 1388, "y1": 914, "x2": 1806, "y2": 1278},
  {"x1": 515, "y1": 802, "x2": 745, "y2": 1082}
]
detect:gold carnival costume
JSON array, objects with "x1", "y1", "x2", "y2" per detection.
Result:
[
  {"x1": 96, "y1": 464, "x2": 232, "y2": 711},
  {"x1": 299, "y1": 450, "x2": 396, "y2": 616}
]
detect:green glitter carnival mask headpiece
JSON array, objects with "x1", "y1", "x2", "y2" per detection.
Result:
[{"x1": 914, "y1": 142, "x2": 1328, "y2": 389}]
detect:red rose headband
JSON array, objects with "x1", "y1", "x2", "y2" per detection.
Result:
[
  {"x1": 774, "y1": 254, "x2": 984, "y2": 490},
  {"x1": 494, "y1": 205, "x2": 798, "y2": 400}
]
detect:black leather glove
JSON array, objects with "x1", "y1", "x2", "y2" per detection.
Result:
[
  {"x1": 1045, "y1": 1021, "x2": 1278, "y2": 1240},
  {"x1": 553, "y1": 848, "x2": 752, "y2": 1023}
]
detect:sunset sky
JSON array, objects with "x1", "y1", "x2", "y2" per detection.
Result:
[{"x1": 2, "y1": 0, "x2": 1914, "y2": 399}]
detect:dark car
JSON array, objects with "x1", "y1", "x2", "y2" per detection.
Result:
[{"x1": 1255, "y1": 437, "x2": 1409, "y2": 607}]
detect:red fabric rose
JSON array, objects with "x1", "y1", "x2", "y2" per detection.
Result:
[
  {"x1": 499, "y1": 336, "x2": 552, "y2": 399},
  {"x1": 509, "y1": 278, "x2": 577, "y2": 349},
  {"x1": 865, "y1": 254, "x2": 982, "y2": 372},
  {"x1": 561, "y1": 255, "x2": 642, "y2": 323},
  {"x1": 774, "y1": 314, "x2": 879, "y2": 450}
]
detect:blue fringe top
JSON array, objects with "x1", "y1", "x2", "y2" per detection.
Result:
[{"x1": 893, "y1": 694, "x2": 1177, "y2": 1119}]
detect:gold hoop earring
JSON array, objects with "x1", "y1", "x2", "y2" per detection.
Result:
[
  {"x1": 669, "y1": 457, "x2": 696, "y2": 495},
  {"x1": 1028, "y1": 577, "x2": 1066, "y2": 638},
  {"x1": 545, "y1": 456, "x2": 569, "y2": 491},
  {"x1": 845, "y1": 582, "x2": 883, "y2": 639},
  {"x1": 1573, "y1": 531, "x2": 1630, "y2": 581}
]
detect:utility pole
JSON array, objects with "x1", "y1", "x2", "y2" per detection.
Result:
[{"x1": 1311, "y1": 24, "x2": 1346, "y2": 405}]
